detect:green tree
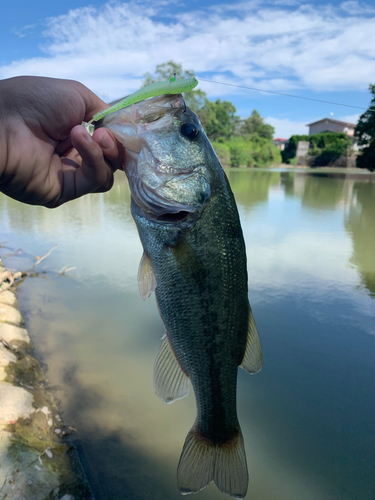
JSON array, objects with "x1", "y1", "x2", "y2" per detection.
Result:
[
  {"x1": 240, "y1": 110, "x2": 275, "y2": 140},
  {"x1": 143, "y1": 60, "x2": 206, "y2": 113},
  {"x1": 355, "y1": 84, "x2": 375, "y2": 171},
  {"x1": 198, "y1": 99, "x2": 239, "y2": 141}
]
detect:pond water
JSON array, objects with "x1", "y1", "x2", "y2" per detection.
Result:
[{"x1": 1, "y1": 168, "x2": 375, "y2": 500}]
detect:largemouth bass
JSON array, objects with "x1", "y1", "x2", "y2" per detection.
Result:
[{"x1": 100, "y1": 94, "x2": 263, "y2": 498}]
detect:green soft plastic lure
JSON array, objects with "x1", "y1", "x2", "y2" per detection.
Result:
[{"x1": 88, "y1": 76, "x2": 198, "y2": 124}]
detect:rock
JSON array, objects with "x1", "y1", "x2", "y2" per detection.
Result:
[
  {"x1": 0, "y1": 343, "x2": 17, "y2": 365},
  {"x1": 0, "y1": 366, "x2": 7, "y2": 381},
  {"x1": 0, "y1": 289, "x2": 18, "y2": 307},
  {"x1": 0, "y1": 383, "x2": 34, "y2": 423},
  {"x1": 0, "y1": 322, "x2": 30, "y2": 343},
  {"x1": 0, "y1": 303, "x2": 23, "y2": 325}
]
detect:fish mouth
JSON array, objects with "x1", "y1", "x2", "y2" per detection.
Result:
[
  {"x1": 129, "y1": 164, "x2": 210, "y2": 218},
  {"x1": 155, "y1": 210, "x2": 191, "y2": 222}
]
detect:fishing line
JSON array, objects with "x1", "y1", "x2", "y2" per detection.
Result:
[{"x1": 197, "y1": 77, "x2": 374, "y2": 113}]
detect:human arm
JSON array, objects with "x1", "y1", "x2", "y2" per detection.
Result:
[{"x1": 0, "y1": 76, "x2": 125, "y2": 207}]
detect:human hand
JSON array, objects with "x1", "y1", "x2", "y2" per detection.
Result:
[{"x1": 0, "y1": 76, "x2": 125, "y2": 207}]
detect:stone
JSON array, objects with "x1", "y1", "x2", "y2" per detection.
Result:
[
  {"x1": 0, "y1": 383, "x2": 34, "y2": 423},
  {"x1": 0, "y1": 322, "x2": 30, "y2": 343},
  {"x1": 0, "y1": 303, "x2": 23, "y2": 325},
  {"x1": 0, "y1": 344, "x2": 17, "y2": 365},
  {"x1": 0, "y1": 366, "x2": 7, "y2": 381},
  {"x1": 0, "y1": 289, "x2": 18, "y2": 307}
]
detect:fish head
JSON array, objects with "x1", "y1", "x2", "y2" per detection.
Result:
[{"x1": 100, "y1": 94, "x2": 212, "y2": 219}]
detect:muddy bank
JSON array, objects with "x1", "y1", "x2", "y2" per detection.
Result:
[{"x1": 0, "y1": 256, "x2": 93, "y2": 500}]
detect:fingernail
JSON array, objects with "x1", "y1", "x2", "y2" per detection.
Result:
[
  {"x1": 81, "y1": 128, "x2": 94, "y2": 143},
  {"x1": 99, "y1": 131, "x2": 114, "y2": 150}
]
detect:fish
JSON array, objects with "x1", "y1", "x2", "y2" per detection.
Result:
[{"x1": 99, "y1": 94, "x2": 263, "y2": 499}]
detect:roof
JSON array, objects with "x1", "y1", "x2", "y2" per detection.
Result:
[
  {"x1": 307, "y1": 118, "x2": 356, "y2": 127},
  {"x1": 273, "y1": 138, "x2": 288, "y2": 142}
]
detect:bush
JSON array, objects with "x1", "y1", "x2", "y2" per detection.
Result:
[
  {"x1": 213, "y1": 136, "x2": 281, "y2": 168},
  {"x1": 212, "y1": 142, "x2": 231, "y2": 167},
  {"x1": 282, "y1": 132, "x2": 352, "y2": 164}
]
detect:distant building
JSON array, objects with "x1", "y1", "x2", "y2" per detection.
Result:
[
  {"x1": 307, "y1": 118, "x2": 356, "y2": 137},
  {"x1": 273, "y1": 138, "x2": 289, "y2": 151}
]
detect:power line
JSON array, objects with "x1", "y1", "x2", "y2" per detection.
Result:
[{"x1": 197, "y1": 77, "x2": 372, "y2": 113}]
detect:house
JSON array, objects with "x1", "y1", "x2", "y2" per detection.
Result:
[
  {"x1": 273, "y1": 138, "x2": 289, "y2": 151},
  {"x1": 307, "y1": 118, "x2": 356, "y2": 137}
]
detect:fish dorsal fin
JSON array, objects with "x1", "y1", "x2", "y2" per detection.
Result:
[
  {"x1": 137, "y1": 251, "x2": 156, "y2": 301},
  {"x1": 154, "y1": 334, "x2": 189, "y2": 404},
  {"x1": 240, "y1": 304, "x2": 263, "y2": 374}
]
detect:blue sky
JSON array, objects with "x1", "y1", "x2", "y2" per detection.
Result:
[{"x1": 1, "y1": 0, "x2": 375, "y2": 138}]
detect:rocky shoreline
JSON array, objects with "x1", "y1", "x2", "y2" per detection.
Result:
[{"x1": 0, "y1": 256, "x2": 93, "y2": 500}]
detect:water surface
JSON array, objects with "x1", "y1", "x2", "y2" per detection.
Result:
[{"x1": 1, "y1": 169, "x2": 375, "y2": 500}]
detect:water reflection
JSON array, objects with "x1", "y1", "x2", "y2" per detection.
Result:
[
  {"x1": 345, "y1": 181, "x2": 375, "y2": 297},
  {"x1": 226, "y1": 169, "x2": 280, "y2": 208},
  {"x1": 1, "y1": 168, "x2": 375, "y2": 500}
]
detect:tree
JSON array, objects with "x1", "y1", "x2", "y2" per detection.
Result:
[
  {"x1": 143, "y1": 60, "x2": 206, "y2": 113},
  {"x1": 198, "y1": 99, "x2": 239, "y2": 141},
  {"x1": 355, "y1": 84, "x2": 375, "y2": 171},
  {"x1": 240, "y1": 110, "x2": 274, "y2": 140}
]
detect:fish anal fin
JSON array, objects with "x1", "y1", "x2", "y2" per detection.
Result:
[
  {"x1": 240, "y1": 304, "x2": 263, "y2": 374},
  {"x1": 178, "y1": 423, "x2": 248, "y2": 499},
  {"x1": 154, "y1": 334, "x2": 189, "y2": 404},
  {"x1": 137, "y1": 251, "x2": 156, "y2": 301}
]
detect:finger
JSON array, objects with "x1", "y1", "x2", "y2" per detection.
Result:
[
  {"x1": 55, "y1": 136, "x2": 73, "y2": 156},
  {"x1": 67, "y1": 125, "x2": 114, "y2": 200},
  {"x1": 92, "y1": 127, "x2": 125, "y2": 171},
  {"x1": 62, "y1": 145, "x2": 83, "y2": 166}
]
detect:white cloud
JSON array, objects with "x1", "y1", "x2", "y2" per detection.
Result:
[
  {"x1": 265, "y1": 112, "x2": 361, "y2": 139},
  {"x1": 265, "y1": 117, "x2": 309, "y2": 138},
  {"x1": 341, "y1": 0, "x2": 375, "y2": 15},
  {"x1": 0, "y1": 0, "x2": 375, "y2": 102},
  {"x1": 336, "y1": 113, "x2": 361, "y2": 124}
]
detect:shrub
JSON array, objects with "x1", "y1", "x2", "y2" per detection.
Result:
[
  {"x1": 282, "y1": 132, "x2": 352, "y2": 164},
  {"x1": 212, "y1": 142, "x2": 231, "y2": 167}
]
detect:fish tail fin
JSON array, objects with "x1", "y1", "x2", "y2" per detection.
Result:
[{"x1": 177, "y1": 422, "x2": 248, "y2": 499}]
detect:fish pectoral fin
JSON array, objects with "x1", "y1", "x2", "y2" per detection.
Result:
[
  {"x1": 170, "y1": 237, "x2": 206, "y2": 282},
  {"x1": 154, "y1": 334, "x2": 189, "y2": 404},
  {"x1": 137, "y1": 251, "x2": 157, "y2": 301},
  {"x1": 240, "y1": 304, "x2": 263, "y2": 374}
]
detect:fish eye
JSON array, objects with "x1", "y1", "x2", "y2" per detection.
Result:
[{"x1": 181, "y1": 123, "x2": 199, "y2": 140}]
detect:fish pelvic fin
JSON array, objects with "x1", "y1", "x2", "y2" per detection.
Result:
[
  {"x1": 154, "y1": 334, "x2": 189, "y2": 404},
  {"x1": 137, "y1": 251, "x2": 156, "y2": 300},
  {"x1": 178, "y1": 422, "x2": 248, "y2": 499},
  {"x1": 240, "y1": 303, "x2": 263, "y2": 374}
]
